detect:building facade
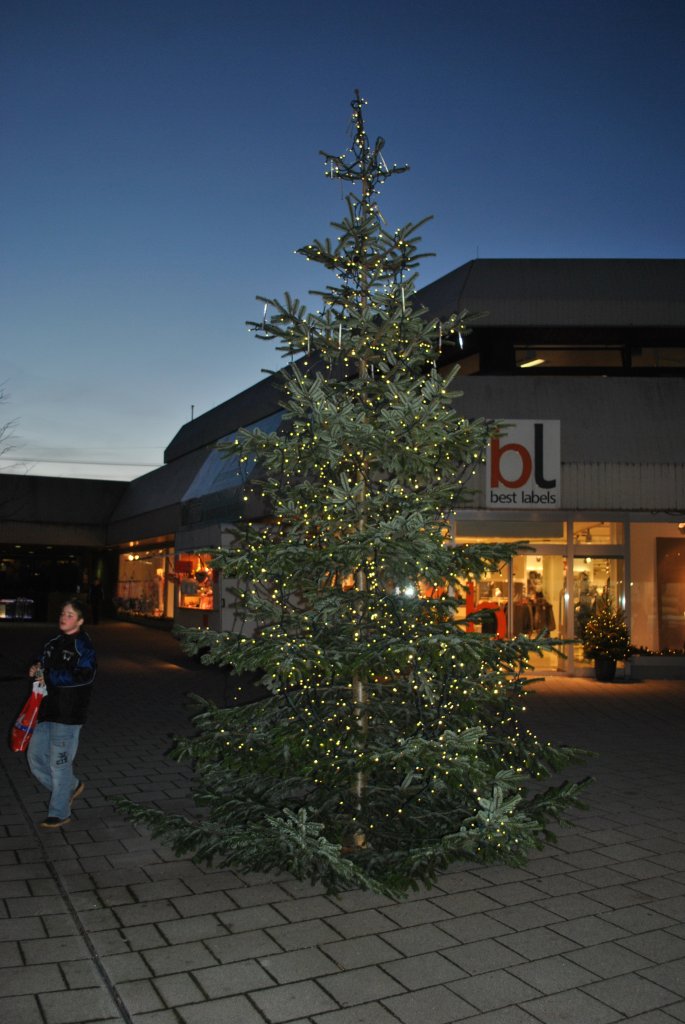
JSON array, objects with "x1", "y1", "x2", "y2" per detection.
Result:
[{"x1": 2, "y1": 259, "x2": 684, "y2": 675}]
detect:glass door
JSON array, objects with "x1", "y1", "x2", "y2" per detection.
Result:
[{"x1": 510, "y1": 552, "x2": 566, "y2": 671}]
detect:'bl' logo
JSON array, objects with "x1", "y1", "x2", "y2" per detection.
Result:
[{"x1": 490, "y1": 423, "x2": 556, "y2": 489}]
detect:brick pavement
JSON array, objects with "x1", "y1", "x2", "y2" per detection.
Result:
[{"x1": 1, "y1": 621, "x2": 685, "y2": 1024}]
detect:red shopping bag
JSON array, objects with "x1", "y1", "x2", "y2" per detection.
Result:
[{"x1": 10, "y1": 686, "x2": 44, "y2": 752}]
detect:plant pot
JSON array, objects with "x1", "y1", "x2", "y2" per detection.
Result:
[{"x1": 594, "y1": 655, "x2": 617, "y2": 682}]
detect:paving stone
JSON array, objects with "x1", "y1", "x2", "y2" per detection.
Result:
[
  {"x1": 100, "y1": 950, "x2": 152, "y2": 982},
  {"x1": 535, "y1": 893, "x2": 612, "y2": 919},
  {"x1": 620, "y1": 930, "x2": 685, "y2": 962},
  {"x1": 570, "y1": 866, "x2": 637, "y2": 887},
  {"x1": 428, "y1": 891, "x2": 502, "y2": 919},
  {"x1": 557, "y1": 850, "x2": 614, "y2": 870},
  {"x1": 508, "y1": 953, "x2": 599, "y2": 993},
  {"x1": 230, "y1": 882, "x2": 291, "y2": 907},
  {"x1": 583, "y1": 974, "x2": 679, "y2": 1014},
  {"x1": 599, "y1": 906, "x2": 679, "y2": 933},
  {"x1": 527, "y1": 873, "x2": 591, "y2": 896},
  {"x1": 217, "y1": 903, "x2": 289, "y2": 932},
  {"x1": 142, "y1": 940, "x2": 218, "y2": 976},
  {"x1": 497, "y1": 926, "x2": 579, "y2": 960},
  {"x1": 590, "y1": 883, "x2": 645, "y2": 908},
  {"x1": 382, "y1": 951, "x2": 465, "y2": 990},
  {"x1": 615, "y1": 859, "x2": 675, "y2": 880},
  {"x1": 565, "y1": 939, "x2": 653, "y2": 977},
  {"x1": 183, "y1": 870, "x2": 244, "y2": 894},
  {"x1": 442, "y1": 937, "x2": 526, "y2": 975},
  {"x1": 0, "y1": 994, "x2": 44, "y2": 1024},
  {"x1": 0, "y1": 879, "x2": 32, "y2": 898},
  {"x1": 177, "y1": 994, "x2": 266, "y2": 1024},
  {"x1": 485, "y1": 882, "x2": 545, "y2": 906},
  {"x1": 266, "y1": 918, "x2": 343, "y2": 950},
  {"x1": 548, "y1": 914, "x2": 631, "y2": 945},
  {"x1": 632, "y1": 876, "x2": 685, "y2": 899},
  {"x1": 206, "y1": 928, "x2": 282, "y2": 963},
  {"x1": 273, "y1": 896, "x2": 342, "y2": 923},
  {"x1": 115, "y1": 899, "x2": 180, "y2": 927},
  {"x1": 381, "y1": 983, "x2": 476, "y2": 1023},
  {"x1": 152, "y1": 971, "x2": 205, "y2": 1006},
  {"x1": 639, "y1": 958, "x2": 685, "y2": 997},
  {"x1": 38, "y1": 986, "x2": 119, "y2": 1024},
  {"x1": 330, "y1": 889, "x2": 395, "y2": 912},
  {"x1": 487, "y1": 904, "x2": 563, "y2": 931},
  {"x1": 438, "y1": 912, "x2": 512, "y2": 944},
  {"x1": 171, "y1": 891, "x2": 237, "y2": 917},
  {"x1": 648, "y1": 896, "x2": 685, "y2": 922},
  {"x1": 98, "y1": 886, "x2": 136, "y2": 907},
  {"x1": 22, "y1": 935, "x2": 91, "y2": 964},
  {"x1": 76, "y1": 907, "x2": 121, "y2": 932},
  {"x1": 251, "y1": 979, "x2": 338, "y2": 1022},
  {"x1": 192, "y1": 958, "x2": 276, "y2": 997},
  {"x1": 157, "y1": 914, "x2": 227, "y2": 943},
  {"x1": 428, "y1": 870, "x2": 484, "y2": 894},
  {"x1": 521, "y1": 988, "x2": 622, "y2": 1023},
  {"x1": 524, "y1": 856, "x2": 570, "y2": 878},
  {"x1": 0, "y1": 963, "x2": 65, "y2": 996},
  {"x1": 116, "y1": 974, "x2": 165, "y2": 1015},
  {"x1": 122, "y1": 923, "x2": 168, "y2": 951},
  {"x1": 621, "y1": 1011, "x2": 685, "y2": 1024},
  {"x1": 449, "y1": 1008, "x2": 543, "y2": 1024},
  {"x1": 323, "y1": 908, "x2": 397, "y2": 939},
  {"x1": 85, "y1": 929, "x2": 131, "y2": 956},
  {"x1": 0, "y1": 862, "x2": 51, "y2": 881},
  {"x1": 447, "y1": 968, "x2": 541, "y2": 1011},
  {"x1": 44, "y1": 913, "x2": 80, "y2": 937},
  {"x1": 367, "y1": 924, "x2": 452, "y2": 957},
  {"x1": 312, "y1": 1005, "x2": 400, "y2": 1023},
  {"x1": 0, "y1": 939, "x2": 22, "y2": 967},
  {"x1": 6, "y1": 895, "x2": 70, "y2": 917},
  {"x1": 317, "y1": 964, "x2": 405, "y2": 1005},
  {"x1": 61, "y1": 959, "x2": 104, "y2": 989},
  {"x1": 664, "y1": 1001, "x2": 685, "y2": 1022},
  {"x1": 128, "y1": 879, "x2": 193, "y2": 902},
  {"x1": 259, "y1": 946, "x2": 341, "y2": 982}
]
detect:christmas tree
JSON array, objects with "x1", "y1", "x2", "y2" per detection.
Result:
[{"x1": 121, "y1": 92, "x2": 590, "y2": 897}]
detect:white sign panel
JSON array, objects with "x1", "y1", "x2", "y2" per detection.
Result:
[{"x1": 486, "y1": 420, "x2": 561, "y2": 508}]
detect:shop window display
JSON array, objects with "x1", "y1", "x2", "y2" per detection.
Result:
[
  {"x1": 116, "y1": 550, "x2": 172, "y2": 618},
  {"x1": 176, "y1": 554, "x2": 215, "y2": 611},
  {"x1": 573, "y1": 556, "x2": 626, "y2": 664}
]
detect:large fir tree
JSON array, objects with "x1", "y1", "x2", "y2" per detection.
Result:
[{"x1": 122, "y1": 93, "x2": 589, "y2": 897}]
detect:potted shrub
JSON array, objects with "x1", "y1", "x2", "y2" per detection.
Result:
[{"x1": 582, "y1": 602, "x2": 631, "y2": 681}]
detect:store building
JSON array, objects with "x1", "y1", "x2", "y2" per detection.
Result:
[{"x1": 2, "y1": 259, "x2": 684, "y2": 675}]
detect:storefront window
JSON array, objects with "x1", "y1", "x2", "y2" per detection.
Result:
[
  {"x1": 630, "y1": 347, "x2": 685, "y2": 369},
  {"x1": 573, "y1": 521, "x2": 624, "y2": 544},
  {"x1": 465, "y1": 564, "x2": 510, "y2": 637},
  {"x1": 573, "y1": 556, "x2": 626, "y2": 664},
  {"x1": 510, "y1": 553, "x2": 566, "y2": 671},
  {"x1": 656, "y1": 538, "x2": 685, "y2": 651},
  {"x1": 176, "y1": 553, "x2": 215, "y2": 611},
  {"x1": 116, "y1": 549, "x2": 173, "y2": 618},
  {"x1": 454, "y1": 519, "x2": 566, "y2": 543}
]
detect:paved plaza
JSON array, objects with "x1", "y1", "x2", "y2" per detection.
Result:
[{"x1": 1, "y1": 621, "x2": 685, "y2": 1024}]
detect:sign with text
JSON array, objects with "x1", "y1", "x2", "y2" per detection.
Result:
[{"x1": 486, "y1": 420, "x2": 561, "y2": 508}]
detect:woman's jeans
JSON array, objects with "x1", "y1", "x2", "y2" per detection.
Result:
[{"x1": 27, "y1": 722, "x2": 82, "y2": 820}]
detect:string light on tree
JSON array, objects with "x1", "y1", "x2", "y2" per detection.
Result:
[{"x1": 120, "y1": 91, "x2": 591, "y2": 897}]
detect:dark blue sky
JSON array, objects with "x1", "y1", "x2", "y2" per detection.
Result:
[{"x1": 2, "y1": 0, "x2": 684, "y2": 479}]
